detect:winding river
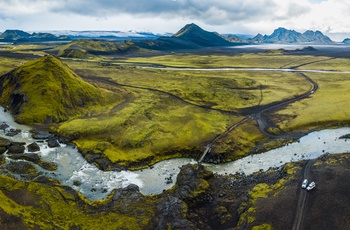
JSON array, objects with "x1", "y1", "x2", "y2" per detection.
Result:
[{"x1": 0, "y1": 107, "x2": 350, "y2": 200}]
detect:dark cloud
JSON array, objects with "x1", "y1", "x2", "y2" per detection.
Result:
[{"x1": 50, "y1": 0, "x2": 278, "y2": 25}]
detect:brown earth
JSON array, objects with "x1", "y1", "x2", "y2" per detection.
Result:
[{"x1": 247, "y1": 154, "x2": 350, "y2": 230}]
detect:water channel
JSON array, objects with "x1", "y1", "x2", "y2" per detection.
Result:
[{"x1": 0, "y1": 107, "x2": 349, "y2": 200}]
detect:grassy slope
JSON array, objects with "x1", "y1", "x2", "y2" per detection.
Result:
[
  {"x1": 0, "y1": 55, "x2": 121, "y2": 123},
  {"x1": 55, "y1": 39, "x2": 148, "y2": 58}
]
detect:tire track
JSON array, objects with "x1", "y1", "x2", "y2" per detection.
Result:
[{"x1": 292, "y1": 160, "x2": 314, "y2": 230}]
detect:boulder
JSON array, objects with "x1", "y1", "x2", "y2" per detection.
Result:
[
  {"x1": 5, "y1": 161, "x2": 38, "y2": 175},
  {"x1": 8, "y1": 153, "x2": 41, "y2": 164},
  {"x1": 0, "y1": 137, "x2": 11, "y2": 148},
  {"x1": 154, "y1": 196, "x2": 193, "y2": 230},
  {"x1": 5, "y1": 129, "x2": 21, "y2": 137},
  {"x1": 27, "y1": 142, "x2": 40, "y2": 152},
  {"x1": 31, "y1": 130, "x2": 54, "y2": 139},
  {"x1": 0, "y1": 147, "x2": 7, "y2": 154},
  {"x1": 7, "y1": 143, "x2": 25, "y2": 154},
  {"x1": 0, "y1": 122, "x2": 9, "y2": 130},
  {"x1": 47, "y1": 138, "x2": 60, "y2": 148}
]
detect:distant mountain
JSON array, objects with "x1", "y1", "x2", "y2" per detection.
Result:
[
  {"x1": 0, "y1": 30, "x2": 30, "y2": 41},
  {"x1": 47, "y1": 30, "x2": 159, "y2": 41},
  {"x1": 303, "y1": 30, "x2": 333, "y2": 44},
  {"x1": 342, "y1": 38, "x2": 350, "y2": 44},
  {"x1": 223, "y1": 34, "x2": 253, "y2": 42},
  {"x1": 251, "y1": 27, "x2": 333, "y2": 44},
  {"x1": 172, "y1": 23, "x2": 233, "y2": 47},
  {"x1": 0, "y1": 55, "x2": 113, "y2": 123},
  {"x1": 0, "y1": 29, "x2": 160, "y2": 43},
  {"x1": 0, "y1": 29, "x2": 60, "y2": 42},
  {"x1": 137, "y1": 23, "x2": 241, "y2": 50}
]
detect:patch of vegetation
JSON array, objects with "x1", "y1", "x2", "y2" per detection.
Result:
[
  {"x1": 57, "y1": 89, "x2": 239, "y2": 168},
  {"x1": 236, "y1": 163, "x2": 299, "y2": 229},
  {"x1": 271, "y1": 72, "x2": 350, "y2": 133},
  {"x1": 122, "y1": 53, "x2": 329, "y2": 69},
  {"x1": 0, "y1": 174, "x2": 155, "y2": 229}
]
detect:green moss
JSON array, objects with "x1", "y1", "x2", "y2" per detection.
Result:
[
  {"x1": 252, "y1": 223, "x2": 272, "y2": 230},
  {"x1": 0, "y1": 174, "x2": 155, "y2": 229}
]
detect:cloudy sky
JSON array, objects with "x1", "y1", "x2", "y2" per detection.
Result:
[{"x1": 0, "y1": 0, "x2": 349, "y2": 41}]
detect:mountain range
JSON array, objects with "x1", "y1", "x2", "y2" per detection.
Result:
[
  {"x1": 3, "y1": 24, "x2": 350, "y2": 49},
  {"x1": 250, "y1": 27, "x2": 333, "y2": 44}
]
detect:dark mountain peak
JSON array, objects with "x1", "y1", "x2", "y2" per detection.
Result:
[
  {"x1": 173, "y1": 23, "x2": 204, "y2": 38},
  {"x1": 343, "y1": 38, "x2": 350, "y2": 44},
  {"x1": 250, "y1": 33, "x2": 265, "y2": 43},
  {"x1": 274, "y1": 27, "x2": 288, "y2": 32},
  {"x1": 271, "y1": 27, "x2": 301, "y2": 36},
  {"x1": 172, "y1": 23, "x2": 232, "y2": 47},
  {"x1": 303, "y1": 30, "x2": 332, "y2": 44},
  {"x1": 0, "y1": 30, "x2": 30, "y2": 40}
]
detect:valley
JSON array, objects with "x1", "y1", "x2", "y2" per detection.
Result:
[{"x1": 1, "y1": 24, "x2": 350, "y2": 228}]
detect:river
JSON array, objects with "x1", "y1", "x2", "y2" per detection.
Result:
[{"x1": 0, "y1": 107, "x2": 349, "y2": 200}]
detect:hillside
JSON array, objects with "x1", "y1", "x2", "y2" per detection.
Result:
[
  {"x1": 172, "y1": 23, "x2": 233, "y2": 47},
  {"x1": 251, "y1": 27, "x2": 333, "y2": 44},
  {"x1": 0, "y1": 55, "x2": 117, "y2": 123},
  {"x1": 56, "y1": 39, "x2": 146, "y2": 58}
]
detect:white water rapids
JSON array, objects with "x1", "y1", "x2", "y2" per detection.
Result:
[{"x1": 0, "y1": 107, "x2": 350, "y2": 200}]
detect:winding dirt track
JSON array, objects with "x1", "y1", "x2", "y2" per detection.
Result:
[{"x1": 291, "y1": 160, "x2": 315, "y2": 230}]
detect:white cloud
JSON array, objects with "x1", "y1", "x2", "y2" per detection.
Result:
[{"x1": 0, "y1": 0, "x2": 349, "y2": 40}]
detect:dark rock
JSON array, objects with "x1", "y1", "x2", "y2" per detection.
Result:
[
  {"x1": 174, "y1": 164, "x2": 213, "y2": 200},
  {"x1": 0, "y1": 137, "x2": 11, "y2": 148},
  {"x1": 27, "y1": 142, "x2": 40, "y2": 152},
  {"x1": 0, "y1": 122, "x2": 9, "y2": 130},
  {"x1": 47, "y1": 138, "x2": 60, "y2": 148},
  {"x1": 7, "y1": 143, "x2": 25, "y2": 154},
  {"x1": 5, "y1": 129, "x2": 21, "y2": 137},
  {"x1": 7, "y1": 153, "x2": 40, "y2": 164},
  {"x1": 0, "y1": 147, "x2": 6, "y2": 154},
  {"x1": 31, "y1": 131, "x2": 54, "y2": 139},
  {"x1": 34, "y1": 175, "x2": 61, "y2": 185},
  {"x1": 339, "y1": 134, "x2": 350, "y2": 139},
  {"x1": 154, "y1": 196, "x2": 194, "y2": 230},
  {"x1": 73, "y1": 180, "x2": 82, "y2": 186},
  {"x1": 38, "y1": 161, "x2": 58, "y2": 171},
  {"x1": 5, "y1": 161, "x2": 38, "y2": 175}
]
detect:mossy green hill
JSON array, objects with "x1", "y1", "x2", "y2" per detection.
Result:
[
  {"x1": 56, "y1": 39, "x2": 146, "y2": 58},
  {"x1": 0, "y1": 55, "x2": 118, "y2": 124}
]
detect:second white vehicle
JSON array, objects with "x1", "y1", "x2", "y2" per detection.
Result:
[{"x1": 306, "y1": 181, "x2": 316, "y2": 191}]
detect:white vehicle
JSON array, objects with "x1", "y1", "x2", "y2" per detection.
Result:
[
  {"x1": 301, "y1": 179, "x2": 308, "y2": 189},
  {"x1": 306, "y1": 181, "x2": 316, "y2": 191}
]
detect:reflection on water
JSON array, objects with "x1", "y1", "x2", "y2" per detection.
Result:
[{"x1": 0, "y1": 107, "x2": 349, "y2": 200}]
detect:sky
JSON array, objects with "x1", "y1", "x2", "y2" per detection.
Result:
[{"x1": 0, "y1": 0, "x2": 349, "y2": 41}]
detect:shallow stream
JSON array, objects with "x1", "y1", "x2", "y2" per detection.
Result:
[{"x1": 0, "y1": 107, "x2": 349, "y2": 200}]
